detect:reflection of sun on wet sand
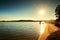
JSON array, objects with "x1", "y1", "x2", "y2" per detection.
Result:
[{"x1": 38, "y1": 22, "x2": 59, "y2": 40}]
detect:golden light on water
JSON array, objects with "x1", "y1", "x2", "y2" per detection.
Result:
[{"x1": 40, "y1": 22, "x2": 47, "y2": 36}]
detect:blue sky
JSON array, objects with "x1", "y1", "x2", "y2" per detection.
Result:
[{"x1": 0, "y1": 0, "x2": 60, "y2": 20}]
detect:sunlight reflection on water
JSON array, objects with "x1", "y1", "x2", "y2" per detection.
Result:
[
  {"x1": 39, "y1": 21, "x2": 47, "y2": 36},
  {"x1": 0, "y1": 22, "x2": 48, "y2": 40}
]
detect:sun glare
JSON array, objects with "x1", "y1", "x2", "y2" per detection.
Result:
[{"x1": 39, "y1": 10, "x2": 45, "y2": 15}]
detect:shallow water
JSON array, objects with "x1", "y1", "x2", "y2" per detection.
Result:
[{"x1": 0, "y1": 22, "x2": 40, "y2": 40}]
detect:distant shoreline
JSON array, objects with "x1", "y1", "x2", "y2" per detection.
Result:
[
  {"x1": 0, "y1": 20, "x2": 55, "y2": 23},
  {"x1": 0, "y1": 20, "x2": 41, "y2": 22}
]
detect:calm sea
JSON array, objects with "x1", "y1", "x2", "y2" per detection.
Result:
[{"x1": 0, "y1": 22, "x2": 40, "y2": 40}]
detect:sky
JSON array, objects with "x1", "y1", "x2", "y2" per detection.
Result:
[{"x1": 0, "y1": 0, "x2": 60, "y2": 20}]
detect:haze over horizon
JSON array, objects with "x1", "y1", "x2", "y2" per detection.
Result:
[{"x1": 0, "y1": 0, "x2": 60, "y2": 20}]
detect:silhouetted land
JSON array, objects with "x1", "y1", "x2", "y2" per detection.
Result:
[
  {"x1": 0, "y1": 20, "x2": 55, "y2": 24},
  {"x1": 0, "y1": 20, "x2": 55, "y2": 22},
  {"x1": 0, "y1": 20, "x2": 41, "y2": 22}
]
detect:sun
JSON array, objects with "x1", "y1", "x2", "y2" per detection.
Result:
[{"x1": 39, "y1": 10, "x2": 45, "y2": 15}]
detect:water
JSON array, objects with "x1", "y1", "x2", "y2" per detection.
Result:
[{"x1": 0, "y1": 22, "x2": 40, "y2": 40}]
